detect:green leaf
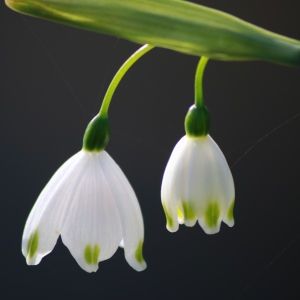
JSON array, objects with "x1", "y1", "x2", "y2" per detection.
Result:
[{"x1": 5, "y1": 0, "x2": 300, "y2": 66}]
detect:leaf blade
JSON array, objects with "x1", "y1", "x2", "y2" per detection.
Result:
[{"x1": 5, "y1": 0, "x2": 300, "y2": 66}]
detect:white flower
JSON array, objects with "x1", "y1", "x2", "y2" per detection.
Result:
[
  {"x1": 22, "y1": 150, "x2": 146, "y2": 272},
  {"x1": 161, "y1": 134, "x2": 235, "y2": 234}
]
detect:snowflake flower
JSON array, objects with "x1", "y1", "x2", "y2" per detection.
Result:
[
  {"x1": 22, "y1": 116, "x2": 146, "y2": 272},
  {"x1": 161, "y1": 104, "x2": 235, "y2": 234}
]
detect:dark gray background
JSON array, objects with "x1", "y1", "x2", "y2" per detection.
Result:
[{"x1": 1, "y1": 1, "x2": 300, "y2": 299}]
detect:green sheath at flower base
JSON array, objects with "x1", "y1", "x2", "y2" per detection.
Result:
[
  {"x1": 5, "y1": 0, "x2": 300, "y2": 66},
  {"x1": 185, "y1": 105, "x2": 210, "y2": 137},
  {"x1": 83, "y1": 115, "x2": 110, "y2": 152}
]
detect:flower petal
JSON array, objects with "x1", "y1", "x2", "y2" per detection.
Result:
[
  {"x1": 61, "y1": 151, "x2": 123, "y2": 273},
  {"x1": 22, "y1": 151, "x2": 88, "y2": 265},
  {"x1": 161, "y1": 137, "x2": 189, "y2": 232},
  {"x1": 100, "y1": 151, "x2": 147, "y2": 271},
  {"x1": 223, "y1": 199, "x2": 235, "y2": 227}
]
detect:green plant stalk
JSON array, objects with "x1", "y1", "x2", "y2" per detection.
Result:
[
  {"x1": 5, "y1": 0, "x2": 300, "y2": 66},
  {"x1": 195, "y1": 56, "x2": 209, "y2": 107},
  {"x1": 83, "y1": 44, "x2": 153, "y2": 151},
  {"x1": 99, "y1": 44, "x2": 154, "y2": 117}
]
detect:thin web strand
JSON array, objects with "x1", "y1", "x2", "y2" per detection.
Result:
[
  {"x1": 234, "y1": 231, "x2": 300, "y2": 300},
  {"x1": 231, "y1": 111, "x2": 300, "y2": 168},
  {"x1": 225, "y1": 141, "x2": 257, "y2": 157}
]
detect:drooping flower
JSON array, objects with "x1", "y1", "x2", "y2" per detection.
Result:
[
  {"x1": 22, "y1": 115, "x2": 146, "y2": 272},
  {"x1": 161, "y1": 104, "x2": 235, "y2": 234}
]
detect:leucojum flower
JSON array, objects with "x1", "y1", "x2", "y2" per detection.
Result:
[
  {"x1": 21, "y1": 44, "x2": 154, "y2": 273},
  {"x1": 22, "y1": 115, "x2": 146, "y2": 272},
  {"x1": 161, "y1": 57, "x2": 235, "y2": 234}
]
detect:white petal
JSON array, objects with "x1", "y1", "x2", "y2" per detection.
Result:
[
  {"x1": 119, "y1": 239, "x2": 124, "y2": 248},
  {"x1": 206, "y1": 136, "x2": 235, "y2": 228},
  {"x1": 22, "y1": 151, "x2": 88, "y2": 265},
  {"x1": 161, "y1": 137, "x2": 189, "y2": 232},
  {"x1": 61, "y1": 151, "x2": 122, "y2": 273},
  {"x1": 186, "y1": 136, "x2": 234, "y2": 232},
  {"x1": 100, "y1": 151, "x2": 147, "y2": 271}
]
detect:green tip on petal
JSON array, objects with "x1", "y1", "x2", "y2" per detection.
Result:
[
  {"x1": 27, "y1": 229, "x2": 39, "y2": 259},
  {"x1": 135, "y1": 240, "x2": 145, "y2": 264},
  {"x1": 84, "y1": 244, "x2": 100, "y2": 265},
  {"x1": 177, "y1": 206, "x2": 184, "y2": 220},
  {"x1": 227, "y1": 200, "x2": 235, "y2": 221},
  {"x1": 83, "y1": 115, "x2": 110, "y2": 152},
  {"x1": 185, "y1": 105, "x2": 210, "y2": 137},
  {"x1": 205, "y1": 202, "x2": 220, "y2": 228},
  {"x1": 162, "y1": 203, "x2": 173, "y2": 229},
  {"x1": 182, "y1": 201, "x2": 196, "y2": 220}
]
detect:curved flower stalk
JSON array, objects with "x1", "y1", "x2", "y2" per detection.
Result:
[
  {"x1": 161, "y1": 57, "x2": 235, "y2": 234},
  {"x1": 22, "y1": 45, "x2": 153, "y2": 273}
]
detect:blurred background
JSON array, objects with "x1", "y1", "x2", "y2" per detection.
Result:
[{"x1": 1, "y1": 0, "x2": 300, "y2": 299}]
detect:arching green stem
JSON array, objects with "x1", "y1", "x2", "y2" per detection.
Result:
[
  {"x1": 194, "y1": 56, "x2": 209, "y2": 107},
  {"x1": 99, "y1": 44, "x2": 154, "y2": 117}
]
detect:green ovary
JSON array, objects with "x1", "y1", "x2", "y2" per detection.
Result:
[
  {"x1": 27, "y1": 229, "x2": 39, "y2": 259},
  {"x1": 205, "y1": 202, "x2": 220, "y2": 228},
  {"x1": 162, "y1": 203, "x2": 173, "y2": 228},
  {"x1": 84, "y1": 244, "x2": 100, "y2": 265},
  {"x1": 135, "y1": 240, "x2": 145, "y2": 264},
  {"x1": 227, "y1": 200, "x2": 235, "y2": 221},
  {"x1": 182, "y1": 201, "x2": 196, "y2": 220}
]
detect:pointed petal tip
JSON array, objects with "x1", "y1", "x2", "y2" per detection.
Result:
[
  {"x1": 25, "y1": 253, "x2": 43, "y2": 266},
  {"x1": 77, "y1": 262, "x2": 99, "y2": 273},
  {"x1": 125, "y1": 253, "x2": 147, "y2": 272},
  {"x1": 202, "y1": 226, "x2": 221, "y2": 235},
  {"x1": 184, "y1": 218, "x2": 197, "y2": 227},
  {"x1": 223, "y1": 218, "x2": 235, "y2": 227},
  {"x1": 166, "y1": 224, "x2": 179, "y2": 233},
  {"x1": 134, "y1": 261, "x2": 147, "y2": 272},
  {"x1": 75, "y1": 256, "x2": 100, "y2": 273},
  {"x1": 198, "y1": 219, "x2": 221, "y2": 235}
]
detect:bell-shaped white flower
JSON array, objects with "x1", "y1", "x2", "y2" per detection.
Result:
[
  {"x1": 22, "y1": 116, "x2": 146, "y2": 272},
  {"x1": 161, "y1": 104, "x2": 235, "y2": 234},
  {"x1": 161, "y1": 135, "x2": 235, "y2": 234}
]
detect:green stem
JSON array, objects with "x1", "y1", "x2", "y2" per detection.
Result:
[
  {"x1": 99, "y1": 44, "x2": 154, "y2": 117},
  {"x1": 194, "y1": 56, "x2": 209, "y2": 107}
]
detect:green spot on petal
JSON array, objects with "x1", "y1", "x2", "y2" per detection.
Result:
[
  {"x1": 27, "y1": 229, "x2": 39, "y2": 259},
  {"x1": 84, "y1": 244, "x2": 100, "y2": 265},
  {"x1": 92, "y1": 245, "x2": 100, "y2": 265},
  {"x1": 205, "y1": 202, "x2": 220, "y2": 228},
  {"x1": 162, "y1": 203, "x2": 173, "y2": 228},
  {"x1": 135, "y1": 240, "x2": 144, "y2": 264},
  {"x1": 84, "y1": 245, "x2": 92, "y2": 264},
  {"x1": 177, "y1": 206, "x2": 183, "y2": 219},
  {"x1": 182, "y1": 201, "x2": 196, "y2": 220},
  {"x1": 227, "y1": 200, "x2": 235, "y2": 221}
]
